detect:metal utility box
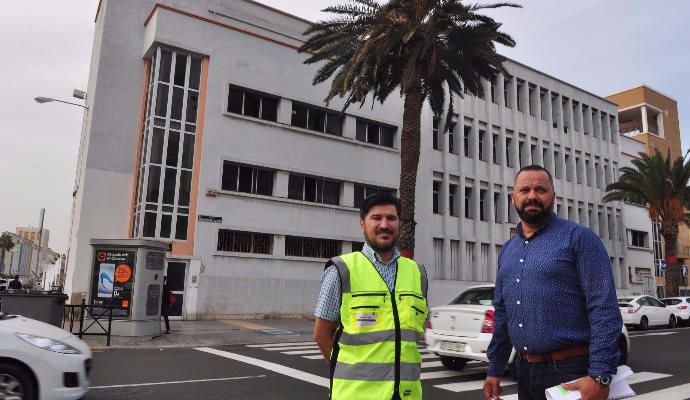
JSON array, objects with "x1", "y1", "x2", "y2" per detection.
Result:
[
  {"x1": 88, "y1": 239, "x2": 169, "y2": 336},
  {"x1": 0, "y1": 292, "x2": 68, "y2": 327}
]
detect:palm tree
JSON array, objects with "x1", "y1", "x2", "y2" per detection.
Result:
[
  {"x1": 299, "y1": 0, "x2": 519, "y2": 256},
  {"x1": 603, "y1": 150, "x2": 690, "y2": 297},
  {"x1": 0, "y1": 232, "x2": 16, "y2": 275}
]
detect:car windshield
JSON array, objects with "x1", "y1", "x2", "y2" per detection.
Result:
[
  {"x1": 617, "y1": 298, "x2": 633, "y2": 307},
  {"x1": 662, "y1": 299, "x2": 681, "y2": 306},
  {"x1": 450, "y1": 288, "x2": 494, "y2": 305}
]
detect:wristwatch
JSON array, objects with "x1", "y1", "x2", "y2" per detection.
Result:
[{"x1": 591, "y1": 375, "x2": 612, "y2": 386}]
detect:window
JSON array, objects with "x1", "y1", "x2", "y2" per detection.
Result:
[
  {"x1": 217, "y1": 230, "x2": 273, "y2": 254},
  {"x1": 285, "y1": 236, "x2": 342, "y2": 259},
  {"x1": 478, "y1": 129, "x2": 486, "y2": 161},
  {"x1": 433, "y1": 238, "x2": 444, "y2": 280},
  {"x1": 222, "y1": 162, "x2": 274, "y2": 196},
  {"x1": 354, "y1": 184, "x2": 394, "y2": 208},
  {"x1": 288, "y1": 174, "x2": 340, "y2": 205},
  {"x1": 505, "y1": 137, "x2": 513, "y2": 167},
  {"x1": 465, "y1": 186, "x2": 473, "y2": 219},
  {"x1": 492, "y1": 134, "x2": 499, "y2": 164},
  {"x1": 291, "y1": 102, "x2": 342, "y2": 136},
  {"x1": 227, "y1": 85, "x2": 278, "y2": 121},
  {"x1": 448, "y1": 122, "x2": 457, "y2": 154},
  {"x1": 628, "y1": 230, "x2": 649, "y2": 248},
  {"x1": 449, "y1": 184, "x2": 458, "y2": 216},
  {"x1": 133, "y1": 48, "x2": 200, "y2": 241},
  {"x1": 356, "y1": 119, "x2": 395, "y2": 148},
  {"x1": 516, "y1": 79, "x2": 525, "y2": 112},
  {"x1": 494, "y1": 192, "x2": 501, "y2": 222},
  {"x1": 450, "y1": 287, "x2": 494, "y2": 305},
  {"x1": 463, "y1": 125, "x2": 472, "y2": 157},
  {"x1": 479, "y1": 189, "x2": 487, "y2": 221},
  {"x1": 432, "y1": 117, "x2": 440, "y2": 150},
  {"x1": 433, "y1": 181, "x2": 441, "y2": 214}
]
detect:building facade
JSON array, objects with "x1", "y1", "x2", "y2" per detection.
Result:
[
  {"x1": 66, "y1": 0, "x2": 630, "y2": 319},
  {"x1": 607, "y1": 85, "x2": 686, "y2": 296}
]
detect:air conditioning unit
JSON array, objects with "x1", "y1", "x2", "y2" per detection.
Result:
[{"x1": 629, "y1": 266, "x2": 652, "y2": 283}]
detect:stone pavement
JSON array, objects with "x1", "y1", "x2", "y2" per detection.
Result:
[{"x1": 79, "y1": 318, "x2": 316, "y2": 350}]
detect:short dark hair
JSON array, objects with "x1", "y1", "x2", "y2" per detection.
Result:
[
  {"x1": 360, "y1": 192, "x2": 401, "y2": 219},
  {"x1": 514, "y1": 165, "x2": 554, "y2": 187},
  {"x1": 14, "y1": 275, "x2": 19, "y2": 280}
]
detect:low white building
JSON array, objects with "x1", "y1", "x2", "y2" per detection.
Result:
[{"x1": 66, "y1": 0, "x2": 630, "y2": 319}]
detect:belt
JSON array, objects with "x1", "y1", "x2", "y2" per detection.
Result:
[{"x1": 519, "y1": 346, "x2": 589, "y2": 363}]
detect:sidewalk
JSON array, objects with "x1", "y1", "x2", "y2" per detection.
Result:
[{"x1": 80, "y1": 318, "x2": 316, "y2": 350}]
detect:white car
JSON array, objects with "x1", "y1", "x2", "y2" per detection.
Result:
[
  {"x1": 425, "y1": 284, "x2": 630, "y2": 376},
  {"x1": 618, "y1": 295, "x2": 677, "y2": 330},
  {"x1": 661, "y1": 297, "x2": 690, "y2": 326},
  {"x1": 0, "y1": 312, "x2": 92, "y2": 400}
]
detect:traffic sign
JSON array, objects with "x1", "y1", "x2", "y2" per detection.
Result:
[
  {"x1": 683, "y1": 265, "x2": 688, "y2": 277},
  {"x1": 660, "y1": 259, "x2": 667, "y2": 272}
]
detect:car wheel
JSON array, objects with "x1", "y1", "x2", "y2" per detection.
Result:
[
  {"x1": 440, "y1": 356, "x2": 468, "y2": 371},
  {"x1": 617, "y1": 335, "x2": 628, "y2": 365},
  {"x1": 0, "y1": 362, "x2": 37, "y2": 400},
  {"x1": 638, "y1": 316, "x2": 648, "y2": 331},
  {"x1": 668, "y1": 315, "x2": 677, "y2": 329}
]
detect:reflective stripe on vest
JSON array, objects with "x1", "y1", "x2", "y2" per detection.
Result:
[{"x1": 328, "y1": 252, "x2": 428, "y2": 400}]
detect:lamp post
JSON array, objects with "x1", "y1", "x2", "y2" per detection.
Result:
[{"x1": 34, "y1": 90, "x2": 88, "y2": 290}]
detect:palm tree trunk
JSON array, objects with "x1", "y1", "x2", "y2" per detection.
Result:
[
  {"x1": 0, "y1": 249, "x2": 5, "y2": 275},
  {"x1": 398, "y1": 82, "x2": 424, "y2": 258},
  {"x1": 662, "y1": 229, "x2": 681, "y2": 297}
]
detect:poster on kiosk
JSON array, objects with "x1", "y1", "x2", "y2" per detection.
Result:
[{"x1": 90, "y1": 249, "x2": 136, "y2": 317}]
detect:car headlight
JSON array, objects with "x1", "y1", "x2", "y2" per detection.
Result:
[{"x1": 15, "y1": 333, "x2": 81, "y2": 354}]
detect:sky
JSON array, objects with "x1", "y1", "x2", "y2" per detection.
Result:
[{"x1": 0, "y1": 0, "x2": 688, "y2": 253}]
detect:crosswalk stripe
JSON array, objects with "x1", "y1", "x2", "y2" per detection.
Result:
[
  {"x1": 282, "y1": 349, "x2": 323, "y2": 355},
  {"x1": 626, "y1": 372, "x2": 672, "y2": 385},
  {"x1": 246, "y1": 342, "x2": 316, "y2": 348},
  {"x1": 303, "y1": 354, "x2": 326, "y2": 360},
  {"x1": 420, "y1": 367, "x2": 486, "y2": 380},
  {"x1": 629, "y1": 383, "x2": 690, "y2": 399},
  {"x1": 421, "y1": 353, "x2": 437, "y2": 359},
  {"x1": 421, "y1": 361, "x2": 442, "y2": 369},
  {"x1": 264, "y1": 345, "x2": 319, "y2": 351},
  {"x1": 434, "y1": 378, "x2": 516, "y2": 393},
  {"x1": 196, "y1": 347, "x2": 329, "y2": 387}
]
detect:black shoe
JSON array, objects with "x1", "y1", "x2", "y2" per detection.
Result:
[{"x1": 165, "y1": 330, "x2": 171, "y2": 334}]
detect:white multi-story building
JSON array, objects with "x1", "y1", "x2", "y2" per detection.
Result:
[{"x1": 65, "y1": 0, "x2": 630, "y2": 319}]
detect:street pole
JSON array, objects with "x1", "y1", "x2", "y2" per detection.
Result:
[{"x1": 33, "y1": 208, "x2": 45, "y2": 285}]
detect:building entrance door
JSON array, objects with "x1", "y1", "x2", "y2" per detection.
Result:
[{"x1": 166, "y1": 261, "x2": 187, "y2": 319}]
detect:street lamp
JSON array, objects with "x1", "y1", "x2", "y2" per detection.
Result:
[{"x1": 34, "y1": 96, "x2": 88, "y2": 109}]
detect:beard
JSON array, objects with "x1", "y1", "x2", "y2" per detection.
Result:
[
  {"x1": 364, "y1": 228, "x2": 398, "y2": 253},
  {"x1": 515, "y1": 198, "x2": 554, "y2": 225}
]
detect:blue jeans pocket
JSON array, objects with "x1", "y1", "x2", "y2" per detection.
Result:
[{"x1": 552, "y1": 356, "x2": 589, "y2": 378}]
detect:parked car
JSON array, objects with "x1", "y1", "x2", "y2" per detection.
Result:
[
  {"x1": 425, "y1": 285, "x2": 630, "y2": 377},
  {"x1": 618, "y1": 295, "x2": 677, "y2": 330},
  {"x1": 661, "y1": 297, "x2": 690, "y2": 326},
  {"x1": 0, "y1": 279, "x2": 7, "y2": 290},
  {"x1": 0, "y1": 311, "x2": 92, "y2": 400}
]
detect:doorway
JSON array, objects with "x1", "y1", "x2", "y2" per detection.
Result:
[{"x1": 166, "y1": 261, "x2": 187, "y2": 319}]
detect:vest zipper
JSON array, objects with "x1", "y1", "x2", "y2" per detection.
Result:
[
  {"x1": 351, "y1": 305, "x2": 380, "y2": 309},
  {"x1": 399, "y1": 293, "x2": 424, "y2": 300}
]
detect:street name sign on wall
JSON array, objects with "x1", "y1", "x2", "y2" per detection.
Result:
[{"x1": 198, "y1": 215, "x2": 222, "y2": 223}]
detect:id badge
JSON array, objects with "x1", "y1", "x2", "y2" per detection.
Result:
[{"x1": 354, "y1": 312, "x2": 377, "y2": 328}]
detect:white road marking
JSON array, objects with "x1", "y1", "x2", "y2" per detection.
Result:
[
  {"x1": 421, "y1": 353, "x2": 437, "y2": 359},
  {"x1": 435, "y1": 378, "x2": 516, "y2": 393},
  {"x1": 264, "y1": 345, "x2": 320, "y2": 351},
  {"x1": 629, "y1": 332, "x2": 677, "y2": 337},
  {"x1": 626, "y1": 371, "x2": 672, "y2": 385},
  {"x1": 282, "y1": 349, "x2": 322, "y2": 355},
  {"x1": 196, "y1": 347, "x2": 330, "y2": 387},
  {"x1": 89, "y1": 375, "x2": 265, "y2": 389},
  {"x1": 246, "y1": 341, "x2": 316, "y2": 348},
  {"x1": 302, "y1": 354, "x2": 327, "y2": 360},
  {"x1": 420, "y1": 367, "x2": 485, "y2": 380},
  {"x1": 421, "y1": 361, "x2": 442, "y2": 368},
  {"x1": 628, "y1": 383, "x2": 690, "y2": 399}
]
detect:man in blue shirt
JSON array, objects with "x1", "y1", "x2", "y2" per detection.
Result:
[{"x1": 484, "y1": 165, "x2": 622, "y2": 400}]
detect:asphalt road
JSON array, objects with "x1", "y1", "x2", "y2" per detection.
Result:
[{"x1": 85, "y1": 326, "x2": 690, "y2": 399}]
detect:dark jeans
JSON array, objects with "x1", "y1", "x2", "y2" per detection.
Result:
[
  {"x1": 517, "y1": 355, "x2": 589, "y2": 400},
  {"x1": 161, "y1": 306, "x2": 170, "y2": 332}
]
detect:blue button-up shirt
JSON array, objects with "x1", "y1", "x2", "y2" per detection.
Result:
[
  {"x1": 314, "y1": 244, "x2": 401, "y2": 321},
  {"x1": 487, "y1": 214, "x2": 622, "y2": 377}
]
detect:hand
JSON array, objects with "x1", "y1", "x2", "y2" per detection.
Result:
[
  {"x1": 562, "y1": 376, "x2": 609, "y2": 400},
  {"x1": 483, "y1": 376, "x2": 502, "y2": 400}
]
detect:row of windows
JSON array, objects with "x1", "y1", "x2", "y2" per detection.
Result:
[
  {"x1": 482, "y1": 74, "x2": 619, "y2": 144},
  {"x1": 216, "y1": 229, "x2": 344, "y2": 259},
  {"x1": 226, "y1": 84, "x2": 397, "y2": 148},
  {"x1": 433, "y1": 178, "x2": 624, "y2": 240},
  {"x1": 220, "y1": 161, "x2": 395, "y2": 207},
  {"x1": 433, "y1": 119, "x2": 619, "y2": 189}
]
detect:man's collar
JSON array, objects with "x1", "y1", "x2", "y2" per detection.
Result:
[
  {"x1": 362, "y1": 243, "x2": 400, "y2": 265},
  {"x1": 516, "y1": 213, "x2": 557, "y2": 239}
]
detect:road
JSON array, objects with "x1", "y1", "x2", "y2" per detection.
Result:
[{"x1": 85, "y1": 326, "x2": 690, "y2": 399}]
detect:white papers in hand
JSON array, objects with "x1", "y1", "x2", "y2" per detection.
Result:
[{"x1": 544, "y1": 365, "x2": 635, "y2": 400}]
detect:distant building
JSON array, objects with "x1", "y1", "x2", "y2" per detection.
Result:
[
  {"x1": 15, "y1": 227, "x2": 50, "y2": 249},
  {"x1": 607, "y1": 85, "x2": 686, "y2": 297}
]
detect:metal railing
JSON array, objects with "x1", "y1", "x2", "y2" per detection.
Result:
[{"x1": 63, "y1": 299, "x2": 124, "y2": 346}]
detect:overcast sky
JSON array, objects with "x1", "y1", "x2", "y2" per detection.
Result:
[{"x1": 1, "y1": 0, "x2": 688, "y2": 253}]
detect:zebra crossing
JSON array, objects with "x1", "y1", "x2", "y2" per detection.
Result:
[{"x1": 245, "y1": 341, "x2": 686, "y2": 398}]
